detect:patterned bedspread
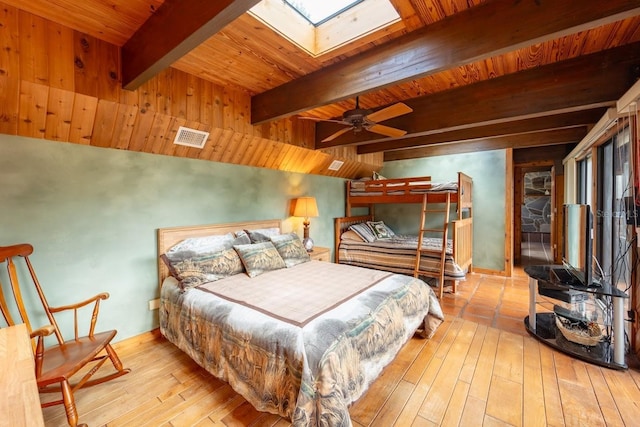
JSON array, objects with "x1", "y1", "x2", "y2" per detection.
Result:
[
  {"x1": 338, "y1": 235, "x2": 467, "y2": 281},
  {"x1": 160, "y1": 260, "x2": 444, "y2": 426}
]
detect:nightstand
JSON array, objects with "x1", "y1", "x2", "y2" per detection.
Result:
[{"x1": 308, "y1": 246, "x2": 331, "y2": 262}]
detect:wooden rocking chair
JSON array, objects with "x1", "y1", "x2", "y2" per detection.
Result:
[{"x1": 0, "y1": 243, "x2": 130, "y2": 427}]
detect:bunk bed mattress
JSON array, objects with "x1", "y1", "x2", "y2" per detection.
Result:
[
  {"x1": 160, "y1": 260, "x2": 444, "y2": 426},
  {"x1": 338, "y1": 236, "x2": 467, "y2": 280},
  {"x1": 349, "y1": 180, "x2": 458, "y2": 196}
]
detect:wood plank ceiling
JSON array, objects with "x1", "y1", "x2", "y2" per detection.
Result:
[{"x1": 4, "y1": 0, "x2": 640, "y2": 176}]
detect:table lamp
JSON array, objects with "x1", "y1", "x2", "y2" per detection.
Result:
[{"x1": 293, "y1": 196, "x2": 319, "y2": 251}]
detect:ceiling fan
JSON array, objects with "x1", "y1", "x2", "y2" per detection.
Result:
[{"x1": 300, "y1": 97, "x2": 413, "y2": 142}]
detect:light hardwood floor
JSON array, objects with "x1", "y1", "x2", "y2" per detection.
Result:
[{"x1": 42, "y1": 266, "x2": 640, "y2": 427}]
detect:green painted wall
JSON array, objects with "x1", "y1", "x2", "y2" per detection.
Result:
[
  {"x1": 0, "y1": 135, "x2": 345, "y2": 341},
  {"x1": 0, "y1": 136, "x2": 508, "y2": 343},
  {"x1": 378, "y1": 150, "x2": 507, "y2": 272}
]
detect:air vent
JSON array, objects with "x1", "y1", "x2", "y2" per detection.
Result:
[
  {"x1": 328, "y1": 160, "x2": 344, "y2": 171},
  {"x1": 173, "y1": 126, "x2": 210, "y2": 149}
]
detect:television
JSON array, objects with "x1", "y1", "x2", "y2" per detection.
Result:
[{"x1": 562, "y1": 204, "x2": 594, "y2": 287}]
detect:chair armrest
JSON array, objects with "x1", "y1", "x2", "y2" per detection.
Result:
[
  {"x1": 30, "y1": 324, "x2": 55, "y2": 339},
  {"x1": 48, "y1": 292, "x2": 110, "y2": 313},
  {"x1": 30, "y1": 325, "x2": 55, "y2": 378},
  {"x1": 48, "y1": 293, "x2": 110, "y2": 339}
]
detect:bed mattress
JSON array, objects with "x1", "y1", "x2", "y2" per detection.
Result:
[{"x1": 338, "y1": 235, "x2": 467, "y2": 281}]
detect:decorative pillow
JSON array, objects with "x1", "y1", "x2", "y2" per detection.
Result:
[
  {"x1": 270, "y1": 233, "x2": 310, "y2": 267},
  {"x1": 367, "y1": 220, "x2": 393, "y2": 240},
  {"x1": 232, "y1": 233, "x2": 251, "y2": 246},
  {"x1": 161, "y1": 246, "x2": 244, "y2": 289},
  {"x1": 236, "y1": 227, "x2": 281, "y2": 243},
  {"x1": 244, "y1": 229, "x2": 271, "y2": 243},
  {"x1": 383, "y1": 222, "x2": 396, "y2": 237},
  {"x1": 349, "y1": 223, "x2": 376, "y2": 243},
  {"x1": 234, "y1": 241, "x2": 286, "y2": 277},
  {"x1": 252, "y1": 227, "x2": 281, "y2": 237},
  {"x1": 234, "y1": 229, "x2": 248, "y2": 239},
  {"x1": 341, "y1": 230, "x2": 365, "y2": 242},
  {"x1": 166, "y1": 232, "x2": 235, "y2": 255}
]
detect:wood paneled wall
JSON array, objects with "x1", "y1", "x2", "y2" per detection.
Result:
[{"x1": 0, "y1": 4, "x2": 382, "y2": 178}]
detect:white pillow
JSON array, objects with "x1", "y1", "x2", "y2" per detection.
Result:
[
  {"x1": 167, "y1": 232, "x2": 235, "y2": 254},
  {"x1": 341, "y1": 230, "x2": 365, "y2": 242}
]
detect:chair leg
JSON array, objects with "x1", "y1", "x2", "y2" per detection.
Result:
[
  {"x1": 105, "y1": 344, "x2": 125, "y2": 371},
  {"x1": 61, "y1": 380, "x2": 79, "y2": 427},
  {"x1": 82, "y1": 344, "x2": 131, "y2": 388}
]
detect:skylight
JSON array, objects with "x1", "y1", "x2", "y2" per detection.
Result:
[
  {"x1": 250, "y1": 0, "x2": 401, "y2": 58},
  {"x1": 284, "y1": 0, "x2": 363, "y2": 25}
]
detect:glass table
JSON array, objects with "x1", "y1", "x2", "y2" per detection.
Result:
[{"x1": 524, "y1": 265, "x2": 628, "y2": 370}]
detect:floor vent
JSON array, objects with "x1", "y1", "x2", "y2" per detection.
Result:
[{"x1": 173, "y1": 126, "x2": 209, "y2": 149}]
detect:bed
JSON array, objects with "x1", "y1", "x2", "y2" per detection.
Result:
[
  {"x1": 336, "y1": 172, "x2": 473, "y2": 296},
  {"x1": 335, "y1": 215, "x2": 468, "y2": 280},
  {"x1": 157, "y1": 219, "x2": 444, "y2": 426}
]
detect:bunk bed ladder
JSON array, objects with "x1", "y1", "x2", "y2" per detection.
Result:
[{"x1": 414, "y1": 192, "x2": 451, "y2": 299}]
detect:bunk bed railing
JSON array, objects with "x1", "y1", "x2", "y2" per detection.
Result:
[
  {"x1": 453, "y1": 217, "x2": 473, "y2": 271},
  {"x1": 457, "y1": 172, "x2": 473, "y2": 213},
  {"x1": 351, "y1": 176, "x2": 433, "y2": 196}
]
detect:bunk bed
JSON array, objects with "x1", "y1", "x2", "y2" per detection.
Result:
[{"x1": 335, "y1": 172, "x2": 473, "y2": 298}]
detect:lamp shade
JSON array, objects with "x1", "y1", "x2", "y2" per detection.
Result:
[{"x1": 293, "y1": 197, "x2": 319, "y2": 218}]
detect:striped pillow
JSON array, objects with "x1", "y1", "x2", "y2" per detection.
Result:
[{"x1": 349, "y1": 223, "x2": 376, "y2": 243}]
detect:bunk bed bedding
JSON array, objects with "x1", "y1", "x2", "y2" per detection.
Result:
[
  {"x1": 158, "y1": 221, "x2": 444, "y2": 427},
  {"x1": 344, "y1": 172, "x2": 473, "y2": 217},
  {"x1": 338, "y1": 234, "x2": 467, "y2": 280},
  {"x1": 349, "y1": 179, "x2": 458, "y2": 196}
]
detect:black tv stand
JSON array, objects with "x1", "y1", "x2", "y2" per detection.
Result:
[
  {"x1": 553, "y1": 304, "x2": 589, "y2": 325},
  {"x1": 524, "y1": 265, "x2": 628, "y2": 370},
  {"x1": 549, "y1": 266, "x2": 582, "y2": 287}
]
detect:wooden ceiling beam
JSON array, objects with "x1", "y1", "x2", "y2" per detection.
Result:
[
  {"x1": 384, "y1": 128, "x2": 588, "y2": 161},
  {"x1": 251, "y1": 0, "x2": 640, "y2": 124},
  {"x1": 357, "y1": 109, "x2": 607, "y2": 154},
  {"x1": 317, "y1": 42, "x2": 640, "y2": 147},
  {"x1": 121, "y1": 0, "x2": 261, "y2": 90}
]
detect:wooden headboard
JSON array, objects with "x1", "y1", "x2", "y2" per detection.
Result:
[
  {"x1": 157, "y1": 219, "x2": 282, "y2": 289},
  {"x1": 333, "y1": 215, "x2": 373, "y2": 264}
]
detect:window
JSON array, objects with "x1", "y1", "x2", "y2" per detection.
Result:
[
  {"x1": 285, "y1": 0, "x2": 363, "y2": 25},
  {"x1": 576, "y1": 155, "x2": 592, "y2": 205},
  {"x1": 595, "y1": 127, "x2": 632, "y2": 293}
]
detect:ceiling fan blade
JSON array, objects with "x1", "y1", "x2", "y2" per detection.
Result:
[
  {"x1": 367, "y1": 124, "x2": 407, "y2": 138},
  {"x1": 298, "y1": 116, "x2": 349, "y2": 125},
  {"x1": 321, "y1": 127, "x2": 354, "y2": 142},
  {"x1": 365, "y1": 102, "x2": 413, "y2": 123}
]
